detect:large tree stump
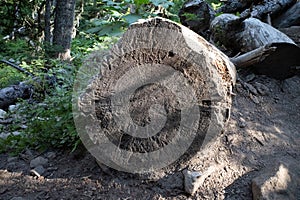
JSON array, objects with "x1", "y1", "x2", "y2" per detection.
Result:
[{"x1": 73, "y1": 17, "x2": 236, "y2": 173}]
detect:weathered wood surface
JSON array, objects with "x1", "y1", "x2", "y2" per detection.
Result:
[
  {"x1": 231, "y1": 43, "x2": 300, "y2": 79},
  {"x1": 279, "y1": 26, "x2": 300, "y2": 46},
  {"x1": 75, "y1": 17, "x2": 236, "y2": 173},
  {"x1": 217, "y1": 0, "x2": 297, "y2": 22},
  {"x1": 210, "y1": 14, "x2": 295, "y2": 53},
  {"x1": 273, "y1": 1, "x2": 300, "y2": 28},
  {"x1": 239, "y1": 0, "x2": 297, "y2": 20}
]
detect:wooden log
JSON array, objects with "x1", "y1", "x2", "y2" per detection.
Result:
[
  {"x1": 217, "y1": 0, "x2": 296, "y2": 23},
  {"x1": 211, "y1": 14, "x2": 300, "y2": 79},
  {"x1": 179, "y1": 0, "x2": 215, "y2": 39},
  {"x1": 231, "y1": 43, "x2": 300, "y2": 79},
  {"x1": 74, "y1": 17, "x2": 236, "y2": 173},
  {"x1": 273, "y1": 2, "x2": 300, "y2": 28},
  {"x1": 239, "y1": 0, "x2": 297, "y2": 20},
  {"x1": 210, "y1": 14, "x2": 295, "y2": 53},
  {"x1": 279, "y1": 26, "x2": 300, "y2": 46},
  {"x1": 217, "y1": 0, "x2": 253, "y2": 14}
]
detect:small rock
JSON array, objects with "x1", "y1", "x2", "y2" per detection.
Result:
[
  {"x1": 245, "y1": 73, "x2": 256, "y2": 82},
  {"x1": 0, "y1": 109, "x2": 7, "y2": 119},
  {"x1": 7, "y1": 157, "x2": 18, "y2": 163},
  {"x1": 45, "y1": 151, "x2": 56, "y2": 159},
  {"x1": 238, "y1": 117, "x2": 246, "y2": 128},
  {"x1": 8, "y1": 58, "x2": 15, "y2": 63},
  {"x1": 30, "y1": 165, "x2": 46, "y2": 177},
  {"x1": 250, "y1": 94, "x2": 260, "y2": 104},
  {"x1": 183, "y1": 169, "x2": 202, "y2": 195},
  {"x1": 0, "y1": 132, "x2": 10, "y2": 139},
  {"x1": 10, "y1": 197, "x2": 25, "y2": 200},
  {"x1": 30, "y1": 156, "x2": 48, "y2": 168},
  {"x1": 20, "y1": 124, "x2": 28, "y2": 129},
  {"x1": 254, "y1": 82, "x2": 269, "y2": 96},
  {"x1": 244, "y1": 82, "x2": 258, "y2": 95},
  {"x1": 12, "y1": 131, "x2": 21, "y2": 136},
  {"x1": 8, "y1": 105, "x2": 18, "y2": 112},
  {"x1": 252, "y1": 162, "x2": 300, "y2": 200}
]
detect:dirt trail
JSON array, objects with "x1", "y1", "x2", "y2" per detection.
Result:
[{"x1": 0, "y1": 75, "x2": 299, "y2": 200}]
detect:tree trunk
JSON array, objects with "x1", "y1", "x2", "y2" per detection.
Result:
[
  {"x1": 241, "y1": 0, "x2": 296, "y2": 21},
  {"x1": 210, "y1": 14, "x2": 300, "y2": 79},
  {"x1": 273, "y1": 1, "x2": 300, "y2": 28},
  {"x1": 179, "y1": 0, "x2": 215, "y2": 39},
  {"x1": 210, "y1": 14, "x2": 295, "y2": 53},
  {"x1": 53, "y1": 0, "x2": 76, "y2": 60},
  {"x1": 230, "y1": 43, "x2": 300, "y2": 79},
  {"x1": 44, "y1": 0, "x2": 51, "y2": 45},
  {"x1": 73, "y1": 17, "x2": 236, "y2": 173}
]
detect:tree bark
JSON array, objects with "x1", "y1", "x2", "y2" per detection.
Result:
[
  {"x1": 179, "y1": 0, "x2": 215, "y2": 39},
  {"x1": 74, "y1": 17, "x2": 236, "y2": 173},
  {"x1": 210, "y1": 14, "x2": 295, "y2": 53},
  {"x1": 44, "y1": 0, "x2": 52, "y2": 45},
  {"x1": 53, "y1": 0, "x2": 76, "y2": 60},
  {"x1": 239, "y1": 0, "x2": 297, "y2": 20},
  {"x1": 273, "y1": 1, "x2": 300, "y2": 28}
]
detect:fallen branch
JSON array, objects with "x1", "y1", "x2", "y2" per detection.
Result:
[
  {"x1": 0, "y1": 59, "x2": 34, "y2": 77},
  {"x1": 230, "y1": 46, "x2": 277, "y2": 68}
]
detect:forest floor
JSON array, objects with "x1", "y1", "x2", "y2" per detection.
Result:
[{"x1": 0, "y1": 73, "x2": 299, "y2": 200}]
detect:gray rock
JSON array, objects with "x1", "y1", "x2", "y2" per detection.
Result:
[
  {"x1": 30, "y1": 165, "x2": 46, "y2": 177},
  {"x1": 8, "y1": 58, "x2": 15, "y2": 63},
  {"x1": 244, "y1": 82, "x2": 258, "y2": 95},
  {"x1": 30, "y1": 156, "x2": 48, "y2": 168},
  {"x1": 0, "y1": 132, "x2": 10, "y2": 139},
  {"x1": 238, "y1": 117, "x2": 246, "y2": 128},
  {"x1": 0, "y1": 109, "x2": 7, "y2": 119},
  {"x1": 250, "y1": 94, "x2": 260, "y2": 104},
  {"x1": 10, "y1": 197, "x2": 25, "y2": 200},
  {"x1": 245, "y1": 73, "x2": 256, "y2": 82},
  {"x1": 45, "y1": 151, "x2": 56, "y2": 159},
  {"x1": 12, "y1": 131, "x2": 21, "y2": 136},
  {"x1": 254, "y1": 82, "x2": 269, "y2": 96},
  {"x1": 183, "y1": 169, "x2": 202, "y2": 195},
  {"x1": 252, "y1": 162, "x2": 300, "y2": 200},
  {"x1": 7, "y1": 157, "x2": 18, "y2": 163},
  {"x1": 8, "y1": 105, "x2": 17, "y2": 112}
]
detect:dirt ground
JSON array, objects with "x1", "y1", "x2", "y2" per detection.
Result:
[{"x1": 0, "y1": 73, "x2": 300, "y2": 199}]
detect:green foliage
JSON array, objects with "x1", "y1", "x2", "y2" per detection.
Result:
[
  {"x1": 0, "y1": 64, "x2": 26, "y2": 88},
  {"x1": 80, "y1": 0, "x2": 186, "y2": 36},
  {"x1": 0, "y1": 0, "x2": 193, "y2": 154}
]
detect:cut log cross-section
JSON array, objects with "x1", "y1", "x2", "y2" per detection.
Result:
[{"x1": 74, "y1": 17, "x2": 236, "y2": 173}]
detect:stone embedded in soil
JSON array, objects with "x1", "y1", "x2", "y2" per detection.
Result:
[
  {"x1": 0, "y1": 109, "x2": 7, "y2": 119},
  {"x1": 45, "y1": 151, "x2": 56, "y2": 159},
  {"x1": 10, "y1": 197, "x2": 25, "y2": 200},
  {"x1": 238, "y1": 117, "x2": 246, "y2": 128},
  {"x1": 30, "y1": 156, "x2": 48, "y2": 168},
  {"x1": 243, "y1": 82, "x2": 258, "y2": 95},
  {"x1": 30, "y1": 165, "x2": 46, "y2": 177},
  {"x1": 7, "y1": 157, "x2": 18, "y2": 163},
  {"x1": 252, "y1": 162, "x2": 300, "y2": 200},
  {"x1": 183, "y1": 169, "x2": 202, "y2": 195},
  {"x1": 254, "y1": 82, "x2": 269, "y2": 96}
]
